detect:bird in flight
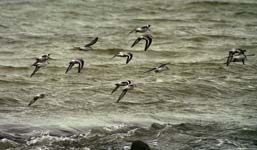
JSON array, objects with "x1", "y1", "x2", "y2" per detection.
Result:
[
  {"x1": 65, "y1": 59, "x2": 84, "y2": 73},
  {"x1": 28, "y1": 94, "x2": 46, "y2": 106},
  {"x1": 144, "y1": 63, "x2": 170, "y2": 73},
  {"x1": 111, "y1": 80, "x2": 132, "y2": 94},
  {"x1": 74, "y1": 37, "x2": 98, "y2": 51},
  {"x1": 131, "y1": 34, "x2": 152, "y2": 51},
  {"x1": 112, "y1": 52, "x2": 133, "y2": 64}
]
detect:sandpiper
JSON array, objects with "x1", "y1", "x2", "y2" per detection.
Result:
[
  {"x1": 131, "y1": 34, "x2": 152, "y2": 51},
  {"x1": 112, "y1": 52, "x2": 133, "y2": 64},
  {"x1": 65, "y1": 59, "x2": 84, "y2": 73},
  {"x1": 144, "y1": 63, "x2": 170, "y2": 73},
  {"x1": 111, "y1": 80, "x2": 132, "y2": 94},
  {"x1": 32, "y1": 54, "x2": 51, "y2": 66},
  {"x1": 28, "y1": 94, "x2": 46, "y2": 106},
  {"x1": 74, "y1": 37, "x2": 98, "y2": 51},
  {"x1": 30, "y1": 60, "x2": 48, "y2": 77}
]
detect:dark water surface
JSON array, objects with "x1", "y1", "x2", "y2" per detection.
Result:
[{"x1": 0, "y1": 0, "x2": 257, "y2": 149}]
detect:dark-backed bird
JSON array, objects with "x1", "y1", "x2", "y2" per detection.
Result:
[
  {"x1": 111, "y1": 80, "x2": 132, "y2": 94},
  {"x1": 65, "y1": 59, "x2": 84, "y2": 73},
  {"x1": 30, "y1": 60, "x2": 48, "y2": 77},
  {"x1": 116, "y1": 83, "x2": 136, "y2": 103},
  {"x1": 129, "y1": 24, "x2": 151, "y2": 34},
  {"x1": 32, "y1": 54, "x2": 51, "y2": 66},
  {"x1": 112, "y1": 52, "x2": 133, "y2": 64},
  {"x1": 130, "y1": 140, "x2": 151, "y2": 150},
  {"x1": 74, "y1": 37, "x2": 98, "y2": 51},
  {"x1": 144, "y1": 63, "x2": 170, "y2": 73},
  {"x1": 131, "y1": 34, "x2": 152, "y2": 51},
  {"x1": 28, "y1": 94, "x2": 45, "y2": 106},
  {"x1": 226, "y1": 48, "x2": 247, "y2": 66}
]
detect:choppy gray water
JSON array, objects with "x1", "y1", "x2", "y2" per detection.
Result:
[{"x1": 0, "y1": 0, "x2": 257, "y2": 149}]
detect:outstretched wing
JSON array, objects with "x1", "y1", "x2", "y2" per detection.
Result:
[
  {"x1": 30, "y1": 66, "x2": 40, "y2": 77},
  {"x1": 32, "y1": 58, "x2": 40, "y2": 66},
  {"x1": 28, "y1": 97, "x2": 38, "y2": 106},
  {"x1": 226, "y1": 55, "x2": 233, "y2": 66},
  {"x1": 77, "y1": 62, "x2": 81, "y2": 73},
  {"x1": 65, "y1": 63, "x2": 74, "y2": 74},
  {"x1": 126, "y1": 54, "x2": 133, "y2": 64},
  {"x1": 85, "y1": 37, "x2": 98, "y2": 47},
  {"x1": 111, "y1": 85, "x2": 120, "y2": 94},
  {"x1": 159, "y1": 63, "x2": 170, "y2": 68},
  {"x1": 78, "y1": 59, "x2": 84, "y2": 69},
  {"x1": 131, "y1": 37, "x2": 142, "y2": 48},
  {"x1": 117, "y1": 89, "x2": 128, "y2": 103},
  {"x1": 144, "y1": 35, "x2": 152, "y2": 51},
  {"x1": 143, "y1": 67, "x2": 156, "y2": 73}
]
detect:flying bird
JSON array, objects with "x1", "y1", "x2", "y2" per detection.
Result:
[
  {"x1": 111, "y1": 80, "x2": 132, "y2": 94},
  {"x1": 28, "y1": 94, "x2": 46, "y2": 106},
  {"x1": 116, "y1": 83, "x2": 136, "y2": 103},
  {"x1": 112, "y1": 52, "x2": 133, "y2": 64},
  {"x1": 226, "y1": 48, "x2": 247, "y2": 66},
  {"x1": 129, "y1": 24, "x2": 151, "y2": 34},
  {"x1": 131, "y1": 34, "x2": 152, "y2": 51},
  {"x1": 30, "y1": 60, "x2": 48, "y2": 77},
  {"x1": 144, "y1": 63, "x2": 170, "y2": 73},
  {"x1": 65, "y1": 59, "x2": 84, "y2": 73},
  {"x1": 74, "y1": 37, "x2": 98, "y2": 51},
  {"x1": 32, "y1": 54, "x2": 51, "y2": 66}
]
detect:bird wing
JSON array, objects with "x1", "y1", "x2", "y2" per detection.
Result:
[
  {"x1": 111, "y1": 85, "x2": 120, "y2": 94},
  {"x1": 143, "y1": 37, "x2": 149, "y2": 51},
  {"x1": 85, "y1": 37, "x2": 98, "y2": 47},
  {"x1": 144, "y1": 35, "x2": 152, "y2": 51},
  {"x1": 226, "y1": 55, "x2": 233, "y2": 66},
  {"x1": 159, "y1": 63, "x2": 170, "y2": 68},
  {"x1": 30, "y1": 66, "x2": 40, "y2": 77},
  {"x1": 32, "y1": 58, "x2": 40, "y2": 66},
  {"x1": 65, "y1": 63, "x2": 74, "y2": 74},
  {"x1": 144, "y1": 67, "x2": 156, "y2": 73},
  {"x1": 131, "y1": 37, "x2": 141, "y2": 48},
  {"x1": 78, "y1": 59, "x2": 84, "y2": 69},
  {"x1": 117, "y1": 89, "x2": 128, "y2": 103},
  {"x1": 77, "y1": 62, "x2": 81, "y2": 73},
  {"x1": 126, "y1": 54, "x2": 133, "y2": 64},
  {"x1": 28, "y1": 97, "x2": 38, "y2": 106}
]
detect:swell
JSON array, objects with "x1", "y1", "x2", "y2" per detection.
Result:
[
  {"x1": 0, "y1": 122, "x2": 256, "y2": 149},
  {"x1": 187, "y1": 1, "x2": 257, "y2": 8}
]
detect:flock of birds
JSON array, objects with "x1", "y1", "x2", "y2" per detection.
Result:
[
  {"x1": 28, "y1": 24, "x2": 156, "y2": 106},
  {"x1": 21, "y1": 24, "x2": 254, "y2": 150},
  {"x1": 28, "y1": 24, "x2": 255, "y2": 107},
  {"x1": 27, "y1": 24, "x2": 157, "y2": 150}
]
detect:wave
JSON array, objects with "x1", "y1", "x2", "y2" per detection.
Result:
[
  {"x1": 0, "y1": 122, "x2": 256, "y2": 149},
  {"x1": 187, "y1": 1, "x2": 257, "y2": 7}
]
